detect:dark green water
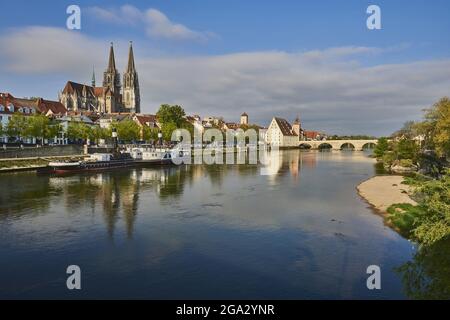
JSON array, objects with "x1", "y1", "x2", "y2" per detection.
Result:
[{"x1": 0, "y1": 150, "x2": 440, "y2": 299}]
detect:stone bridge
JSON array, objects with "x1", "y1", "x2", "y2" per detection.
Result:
[{"x1": 299, "y1": 140, "x2": 378, "y2": 151}]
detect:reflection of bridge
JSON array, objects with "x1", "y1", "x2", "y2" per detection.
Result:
[{"x1": 299, "y1": 140, "x2": 378, "y2": 151}]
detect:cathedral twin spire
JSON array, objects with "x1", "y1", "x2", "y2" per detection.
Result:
[{"x1": 99, "y1": 41, "x2": 140, "y2": 113}]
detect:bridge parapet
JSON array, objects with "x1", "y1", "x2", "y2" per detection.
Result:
[{"x1": 299, "y1": 140, "x2": 378, "y2": 151}]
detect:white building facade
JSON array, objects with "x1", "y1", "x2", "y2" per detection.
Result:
[{"x1": 265, "y1": 117, "x2": 300, "y2": 147}]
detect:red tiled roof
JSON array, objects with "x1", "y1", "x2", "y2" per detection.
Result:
[
  {"x1": 304, "y1": 131, "x2": 321, "y2": 139},
  {"x1": 274, "y1": 117, "x2": 297, "y2": 136},
  {"x1": 134, "y1": 114, "x2": 157, "y2": 126},
  {"x1": 36, "y1": 98, "x2": 67, "y2": 115}
]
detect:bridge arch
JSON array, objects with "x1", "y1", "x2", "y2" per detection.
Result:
[
  {"x1": 299, "y1": 143, "x2": 312, "y2": 149},
  {"x1": 318, "y1": 143, "x2": 333, "y2": 150},
  {"x1": 340, "y1": 142, "x2": 355, "y2": 150},
  {"x1": 362, "y1": 142, "x2": 377, "y2": 150}
]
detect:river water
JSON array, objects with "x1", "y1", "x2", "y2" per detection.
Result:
[{"x1": 0, "y1": 150, "x2": 419, "y2": 299}]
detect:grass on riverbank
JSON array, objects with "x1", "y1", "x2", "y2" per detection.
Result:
[
  {"x1": 0, "y1": 156, "x2": 86, "y2": 170},
  {"x1": 0, "y1": 159, "x2": 49, "y2": 169},
  {"x1": 386, "y1": 203, "x2": 426, "y2": 237},
  {"x1": 387, "y1": 170, "x2": 450, "y2": 246}
]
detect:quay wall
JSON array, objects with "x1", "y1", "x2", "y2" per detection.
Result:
[{"x1": 0, "y1": 145, "x2": 84, "y2": 159}]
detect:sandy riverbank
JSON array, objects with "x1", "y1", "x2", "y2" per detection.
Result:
[{"x1": 357, "y1": 175, "x2": 417, "y2": 213}]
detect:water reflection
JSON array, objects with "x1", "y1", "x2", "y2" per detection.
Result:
[
  {"x1": 0, "y1": 150, "x2": 378, "y2": 239},
  {"x1": 0, "y1": 150, "x2": 444, "y2": 299},
  {"x1": 397, "y1": 237, "x2": 450, "y2": 299}
]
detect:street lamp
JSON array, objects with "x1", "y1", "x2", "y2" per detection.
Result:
[
  {"x1": 112, "y1": 127, "x2": 118, "y2": 154},
  {"x1": 158, "y1": 130, "x2": 163, "y2": 148}
]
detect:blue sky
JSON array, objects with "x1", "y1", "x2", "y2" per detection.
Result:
[{"x1": 1, "y1": 0, "x2": 450, "y2": 135}]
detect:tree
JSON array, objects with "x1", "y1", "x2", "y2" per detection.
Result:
[
  {"x1": 142, "y1": 126, "x2": 159, "y2": 142},
  {"x1": 431, "y1": 98, "x2": 450, "y2": 158},
  {"x1": 395, "y1": 138, "x2": 419, "y2": 162},
  {"x1": 418, "y1": 97, "x2": 450, "y2": 157},
  {"x1": 7, "y1": 114, "x2": 28, "y2": 142},
  {"x1": 161, "y1": 122, "x2": 177, "y2": 142},
  {"x1": 374, "y1": 137, "x2": 389, "y2": 158},
  {"x1": 25, "y1": 114, "x2": 50, "y2": 145},
  {"x1": 45, "y1": 123, "x2": 62, "y2": 142},
  {"x1": 91, "y1": 126, "x2": 110, "y2": 144},
  {"x1": 156, "y1": 104, "x2": 186, "y2": 127},
  {"x1": 113, "y1": 120, "x2": 140, "y2": 143},
  {"x1": 393, "y1": 121, "x2": 418, "y2": 139},
  {"x1": 67, "y1": 122, "x2": 92, "y2": 142}
]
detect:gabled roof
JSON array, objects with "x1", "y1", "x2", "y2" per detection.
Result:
[
  {"x1": 36, "y1": 98, "x2": 67, "y2": 115},
  {"x1": 225, "y1": 122, "x2": 241, "y2": 130},
  {"x1": 98, "y1": 113, "x2": 131, "y2": 122},
  {"x1": 274, "y1": 117, "x2": 297, "y2": 136},
  {"x1": 0, "y1": 93, "x2": 40, "y2": 113},
  {"x1": 134, "y1": 114, "x2": 156, "y2": 126}
]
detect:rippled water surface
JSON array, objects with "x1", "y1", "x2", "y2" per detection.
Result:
[{"x1": 0, "y1": 150, "x2": 420, "y2": 299}]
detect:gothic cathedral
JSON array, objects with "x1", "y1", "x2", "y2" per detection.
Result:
[{"x1": 59, "y1": 42, "x2": 140, "y2": 114}]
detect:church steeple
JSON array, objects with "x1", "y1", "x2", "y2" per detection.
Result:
[
  {"x1": 126, "y1": 41, "x2": 136, "y2": 73},
  {"x1": 123, "y1": 41, "x2": 140, "y2": 114},
  {"x1": 103, "y1": 42, "x2": 121, "y2": 96},
  {"x1": 107, "y1": 42, "x2": 117, "y2": 73}
]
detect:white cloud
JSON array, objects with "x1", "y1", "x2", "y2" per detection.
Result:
[
  {"x1": 1, "y1": 27, "x2": 450, "y2": 136},
  {"x1": 87, "y1": 5, "x2": 214, "y2": 42}
]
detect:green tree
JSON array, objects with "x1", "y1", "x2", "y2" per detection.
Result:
[
  {"x1": 431, "y1": 98, "x2": 450, "y2": 158},
  {"x1": 417, "y1": 97, "x2": 450, "y2": 157},
  {"x1": 25, "y1": 114, "x2": 50, "y2": 145},
  {"x1": 45, "y1": 123, "x2": 62, "y2": 143},
  {"x1": 374, "y1": 137, "x2": 389, "y2": 158},
  {"x1": 143, "y1": 126, "x2": 159, "y2": 142},
  {"x1": 161, "y1": 122, "x2": 177, "y2": 142},
  {"x1": 67, "y1": 122, "x2": 92, "y2": 142},
  {"x1": 156, "y1": 104, "x2": 186, "y2": 127},
  {"x1": 395, "y1": 138, "x2": 419, "y2": 161},
  {"x1": 113, "y1": 120, "x2": 140, "y2": 143},
  {"x1": 7, "y1": 114, "x2": 28, "y2": 142}
]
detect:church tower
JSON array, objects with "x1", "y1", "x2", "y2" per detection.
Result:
[
  {"x1": 123, "y1": 41, "x2": 141, "y2": 113},
  {"x1": 103, "y1": 43, "x2": 121, "y2": 96}
]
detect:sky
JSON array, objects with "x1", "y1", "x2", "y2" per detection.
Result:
[{"x1": 1, "y1": 0, "x2": 450, "y2": 136}]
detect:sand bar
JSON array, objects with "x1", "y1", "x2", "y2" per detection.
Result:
[{"x1": 357, "y1": 175, "x2": 417, "y2": 212}]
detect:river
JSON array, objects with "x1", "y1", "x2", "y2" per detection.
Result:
[{"x1": 0, "y1": 150, "x2": 425, "y2": 299}]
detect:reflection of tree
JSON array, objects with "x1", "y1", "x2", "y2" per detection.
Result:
[
  {"x1": 0, "y1": 173, "x2": 53, "y2": 217},
  {"x1": 397, "y1": 237, "x2": 450, "y2": 299},
  {"x1": 159, "y1": 167, "x2": 189, "y2": 199}
]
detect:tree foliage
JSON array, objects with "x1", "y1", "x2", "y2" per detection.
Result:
[
  {"x1": 373, "y1": 137, "x2": 389, "y2": 158},
  {"x1": 156, "y1": 104, "x2": 186, "y2": 127},
  {"x1": 112, "y1": 120, "x2": 140, "y2": 143}
]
